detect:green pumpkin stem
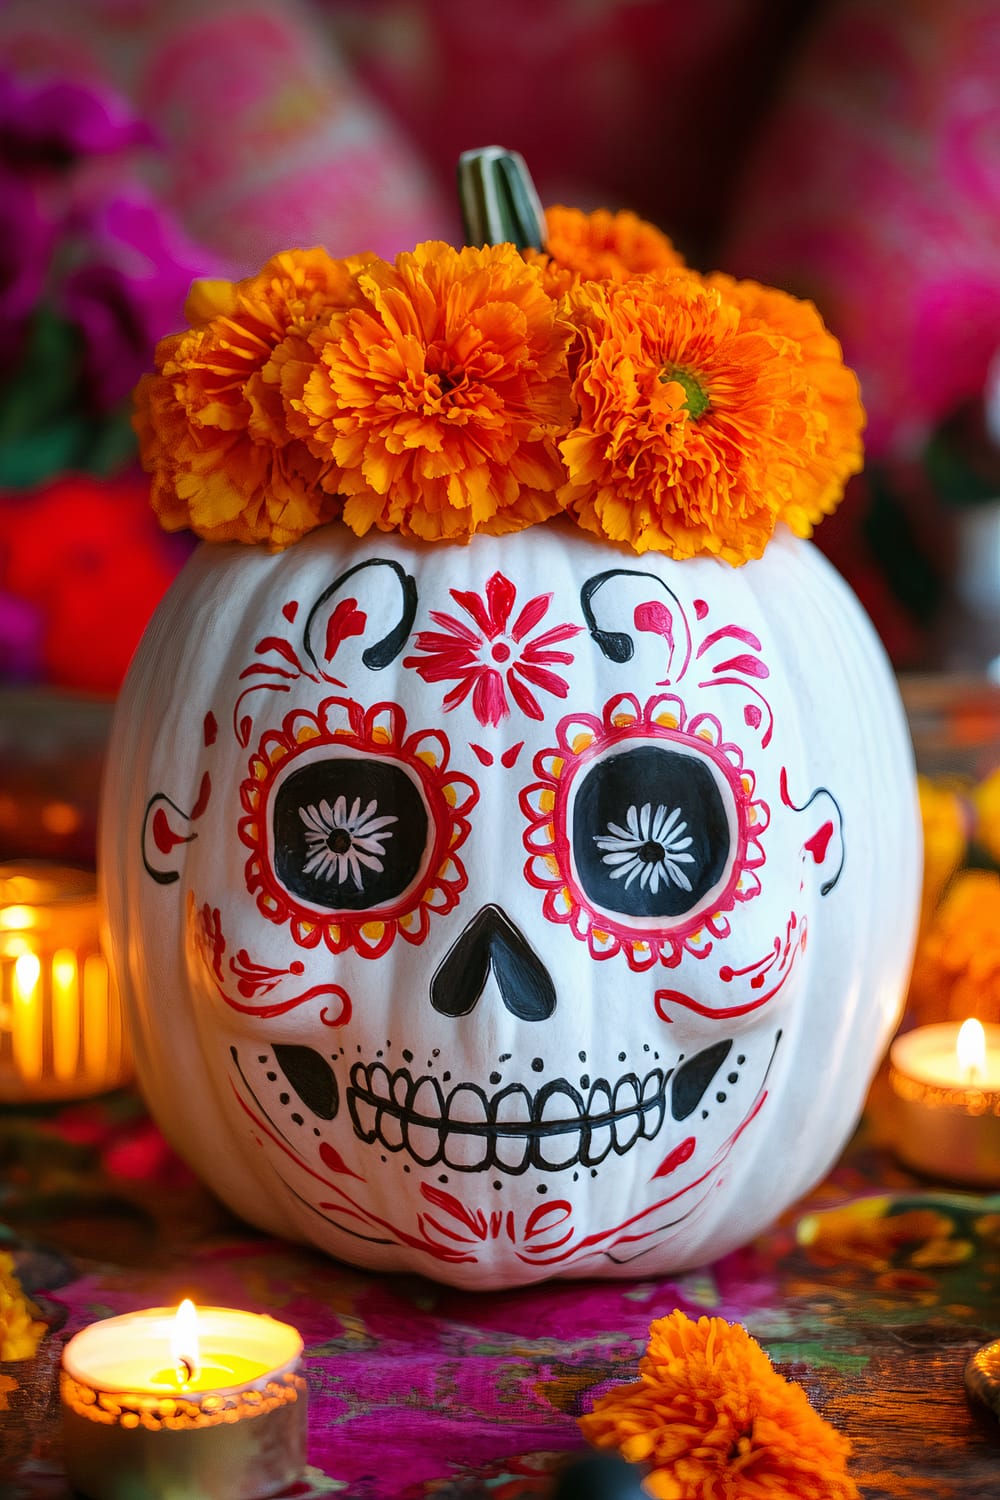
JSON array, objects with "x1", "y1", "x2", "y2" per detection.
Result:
[{"x1": 457, "y1": 147, "x2": 547, "y2": 252}]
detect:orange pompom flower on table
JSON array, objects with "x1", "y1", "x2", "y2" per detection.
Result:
[
  {"x1": 283, "y1": 240, "x2": 574, "y2": 543},
  {"x1": 134, "y1": 247, "x2": 366, "y2": 549},
  {"x1": 579, "y1": 1310, "x2": 859, "y2": 1500}
]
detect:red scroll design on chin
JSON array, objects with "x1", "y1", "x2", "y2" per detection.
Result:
[
  {"x1": 192, "y1": 899, "x2": 351, "y2": 1027},
  {"x1": 654, "y1": 911, "x2": 806, "y2": 1023}
]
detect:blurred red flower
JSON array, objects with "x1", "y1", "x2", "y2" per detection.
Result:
[{"x1": 0, "y1": 472, "x2": 186, "y2": 695}]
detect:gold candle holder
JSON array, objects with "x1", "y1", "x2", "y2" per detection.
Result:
[
  {"x1": 60, "y1": 1305, "x2": 307, "y2": 1500},
  {"x1": 0, "y1": 861, "x2": 131, "y2": 1102},
  {"x1": 888, "y1": 1021, "x2": 1000, "y2": 1186}
]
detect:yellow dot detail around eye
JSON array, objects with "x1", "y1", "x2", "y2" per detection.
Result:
[
  {"x1": 296, "y1": 725, "x2": 320, "y2": 743},
  {"x1": 416, "y1": 750, "x2": 439, "y2": 767},
  {"x1": 362, "y1": 922, "x2": 386, "y2": 942},
  {"x1": 372, "y1": 727, "x2": 391, "y2": 744},
  {"x1": 539, "y1": 789, "x2": 555, "y2": 812}
]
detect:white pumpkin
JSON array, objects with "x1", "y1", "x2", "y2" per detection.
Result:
[{"x1": 101, "y1": 517, "x2": 919, "y2": 1289}]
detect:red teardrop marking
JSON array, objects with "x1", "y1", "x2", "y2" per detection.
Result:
[
  {"x1": 470, "y1": 744, "x2": 494, "y2": 767},
  {"x1": 652, "y1": 1135, "x2": 696, "y2": 1179},
  {"x1": 282, "y1": 601, "x2": 299, "y2": 623},
  {"x1": 151, "y1": 808, "x2": 195, "y2": 855},
  {"x1": 744, "y1": 704, "x2": 762, "y2": 730},
  {"x1": 319, "y1": 1142, "x2": 364, "y2": 1180},
  {"x1": 190, "y1": 771, "x2": 212, "y2": 820},
  {"x1": 501, "y1": 741, "x2": 524, "y2": 768},
  {"x1": 805, "y1": 821, "x2": 834, "y2": 865},
  {"x1": 203, "y1": 711, "x2": 218, "y2": 746},
  {"x1": 694, "y1": 599, "x2": 709, "y2": 620},
  {"x1": 325, "y1": 598, "x2": 366, "y2": 660}
]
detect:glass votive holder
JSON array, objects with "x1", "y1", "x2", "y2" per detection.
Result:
[{"x1": 0, "y1": 862, "x2": 131, "y2": 1102}]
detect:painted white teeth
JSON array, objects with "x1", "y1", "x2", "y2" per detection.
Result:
[
  {"x1": 493, "y1": 1086, "x2": 532, "y2": 1125},
  {"x1": 584, "y1": 1124, "x2": 614, "y2": 1164},
  {"x1": 367, "y1": 1063, "x2": 392, "y2": 1100},
  {"x1": 405, "y1": 1124, "x2": 441, "y2": 1166},
  {"x1": 538, "y1": 1088, "x2": 578, "y2": 1125},
  {"x1": 443, "y1": 1129, "x2": 489, "y2": 1170},
  {"x1": 447, "y1": 1084, "x2": 489, "y2": 1125},
  {"x1": 536, "y1": 1128, "x2": 579, "y2": 1169},
  {"x1": 409, "y1": 1077, "x2": 444, "y2": 1120},
  {"x1": 613, "y1": 1077, "x2": 640, "y2": 1114},
  {"x1": 492, "y1": 1132, "x2": 531, "y2": 1171},
  {"x1": 587, "y1": 1081, "x2": 613, "y2": 1120},
  {"x1": 640, "y1": 1097, "x2": 665, "y2": 1140},
  {"x1": 352, "y1": 1097, "x2": 377, "y2": 1139},
  {"x1": 345, "y1": 1061, "x2": 669, "y2": 1172}
]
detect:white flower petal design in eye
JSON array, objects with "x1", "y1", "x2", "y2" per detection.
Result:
[
  {"x1": 594, "y1": 802, "x2": 695, "y2": 894},
  {"x1": 299, "y1": 796, "x2": 398, "y2": 889}
]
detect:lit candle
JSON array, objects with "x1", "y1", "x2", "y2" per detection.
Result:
[
  {"x1": 0, "y1": 862, "x2": 130, "y2": 1101},
  {"x1": 888, "y1": 1019, "x2": 1000, "y2": 1185},
  {"x1": 60, "y1": 1303, "x2": 306, "y2": 1500}
]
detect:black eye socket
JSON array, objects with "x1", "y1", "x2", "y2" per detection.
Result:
[
  {"x1": 571, "y1": 744, "x2": 732, "y2": 921},
  {"x1": 272, "y1": 757, "x2": 429, "y2": 912}
]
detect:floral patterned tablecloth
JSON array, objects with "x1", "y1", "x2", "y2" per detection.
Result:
[{"x1": 1, "y1": 1081, "x2": 999, "y2": 1499}]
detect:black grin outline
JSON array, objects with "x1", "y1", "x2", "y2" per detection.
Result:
[{"x1": 347, "y1": 1064, "x2": 673, "y2": 1174}]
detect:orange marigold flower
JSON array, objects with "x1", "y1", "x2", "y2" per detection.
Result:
[
  {"x1": 286, "y1": 240, "x2": 573, "y2": 542},
  {"x1": 580, "y1": 1311, "x2": 859, "y2": 1500},
  {"x1": 972, "y1": 764, "x2": 1000, "y2": 865},
  {"x1": 909, "y1": 867, "x2": 1000, "y2": 1026},
  {"x1": 558, "y1": 274, "x2": 824, "y2": 564},
  {"x1": 916, "y1": 774, "x2": 967, "y2": 934},
  {"x1": 526, "y1": 205, "x2": 686, "y2": 294},
  {"x1": 0, "y1": 1251, "x2": 46, "y2": 1361},
  {"x1": 134, "y1": 248, "x2": 367, "y2": 549},
  {"x1": 706, "y1": 273, "x2": 865, "y2": 537}
]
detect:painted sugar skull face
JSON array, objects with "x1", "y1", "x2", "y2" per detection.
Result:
[{"x1": 143, "y1": 532, "x2": 845, "y2": 1281}]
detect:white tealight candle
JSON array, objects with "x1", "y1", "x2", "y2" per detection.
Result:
[
  {"x1": 889, "y1": 1020, "x2": 1000, "y2": 1185},
  {"x1": 60, "y1": 1304, "x2": 306, "y2": 1500}
]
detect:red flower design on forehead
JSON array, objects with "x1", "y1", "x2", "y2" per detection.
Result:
[{"x1": 402, "y1": 570, "x2": 581, "y2": 727}]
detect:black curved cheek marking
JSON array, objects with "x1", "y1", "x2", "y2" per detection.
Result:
[
  {"x1": 140, "y1": 775, "x2": 211, "y2": 886},
  {"x1": 431, "y1": 904, "x2": 556, "y2": 1021},
  {"x1": 671, "y1": 1040, "x2": 734, "y2": 1121},
  {"x1": 779, "y1": 768, "x2": 846, "y2": 897},
  {"x1": 580, "y1": 568, "x2": 691, "y2": 680},
  {"x1": 303, "y1": 558, "x2": 418, "y2": 676},
  {"x1": 273, "y1": 1044, "x2": 339, "y2": 1120}
]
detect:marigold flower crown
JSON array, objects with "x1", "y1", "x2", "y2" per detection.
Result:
[{"x1": 134, "y1": 148, "x2": 865, "y2": 567}]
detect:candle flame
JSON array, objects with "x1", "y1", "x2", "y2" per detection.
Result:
[
  {"x1": 170, "y1": 1298, "x2": 201, "y2": 1386},
  {"x1": 957, "y1": 1018, "x2": 987, "y2": 1082}
]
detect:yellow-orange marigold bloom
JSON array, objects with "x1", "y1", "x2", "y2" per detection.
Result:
[
  {"x1": 526, "y1": 205, "x2": 686, "y2": 294},
  {"x1": 916, "y1": 774, "x2": 967, "y2": 934},
  {"x1": 706, "y1": 273, "x2": 865, "y2": 537},
  {"x1": 0, "y1": 1252, "x2": 46, "y2": 1361},
  {"x1": 972, "y1": 764, "x2": 1000, "y2": 865},
  {"x1": 580, "y1": 1311, "x2": 859, "y2": 1500},
  {"x1": 909, "y1": 867, "x2": 1000, "y2": 1026},
  {"x1": 134, "y1": 248, "x2": 367, "y2": 549},
  {"x1": 558, "y1": 274, "x2": 821, "y2": 563},
  {"x1": 288, "y1": 241, "x2": 573, "y2": 542}
]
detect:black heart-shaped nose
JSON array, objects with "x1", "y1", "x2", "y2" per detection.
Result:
[{"x1": 430, "y1": 904, "x2": 555, "y2": 1021}]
